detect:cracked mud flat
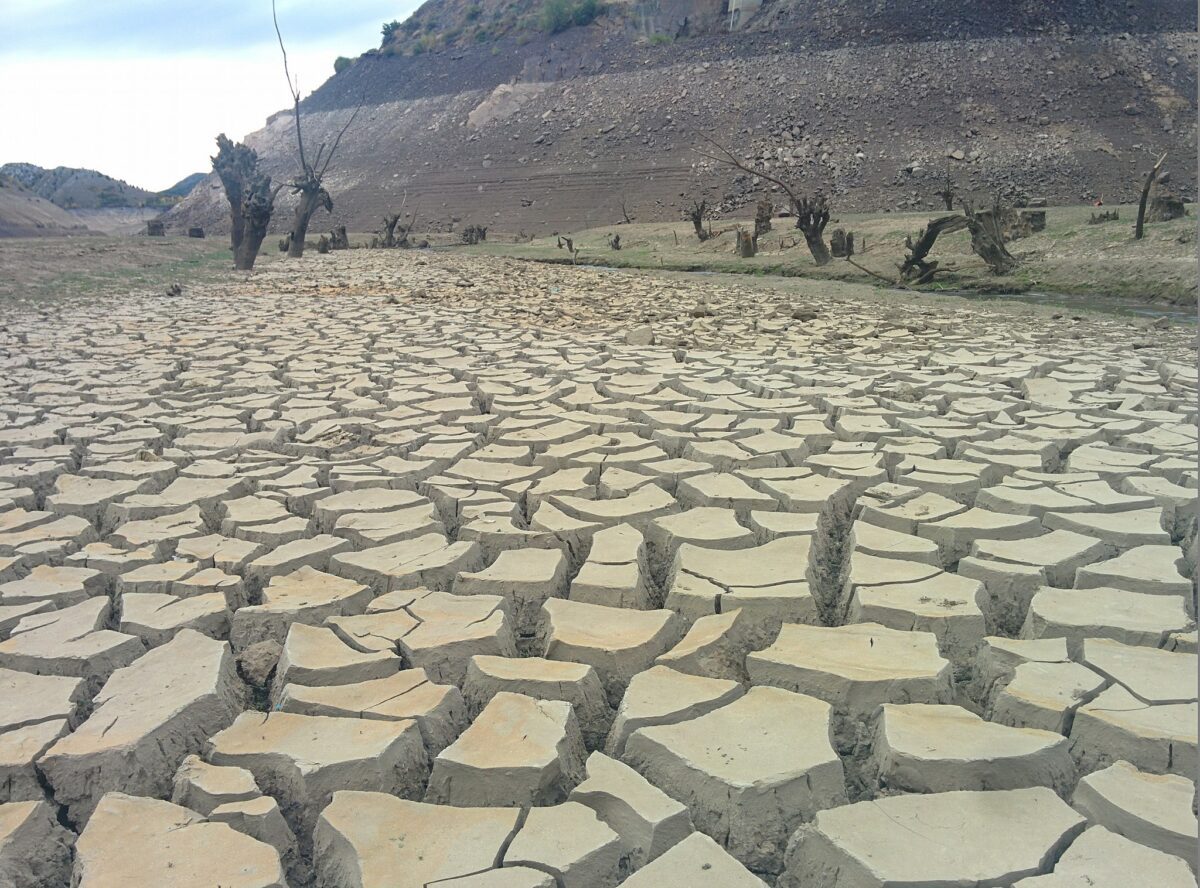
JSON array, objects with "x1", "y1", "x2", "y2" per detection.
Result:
[{"x1": 0, "y1": 251, "x2": 1196, "y2": 887}]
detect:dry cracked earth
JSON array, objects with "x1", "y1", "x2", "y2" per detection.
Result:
[{"x1": 0, "y1": 252, "x2": 1196, "y2": 887}]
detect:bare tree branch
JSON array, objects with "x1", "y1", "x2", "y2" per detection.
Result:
[{"x1": 272, "y1": 0, "x2": 307, "y2": 172}]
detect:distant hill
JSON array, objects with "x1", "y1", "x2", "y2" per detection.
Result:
[
  {"x1": 0, "y1": 174, "x2": 97, "y2": 237},
  {"x1": 0, "y1": 163, "x2": 179, "y2": 210},
  {"x1": 160, "y1": 172, "x2": 206, "y2": 199}
]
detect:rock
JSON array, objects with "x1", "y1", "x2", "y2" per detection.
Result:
[
  {"x1": 237, "y1": 640, "x2": 283, "y2": 688},
  {"x1": 625, "y1": 326, "x2": 655, "y2": 346}
]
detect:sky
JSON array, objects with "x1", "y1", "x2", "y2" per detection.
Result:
[{"x1": 0, "y1": 0, "x2": 421, "y2": 191}]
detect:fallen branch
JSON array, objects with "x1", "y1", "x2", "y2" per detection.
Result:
[{"x1": 846, "y1": 257, "x2": 909, "y2": 290}]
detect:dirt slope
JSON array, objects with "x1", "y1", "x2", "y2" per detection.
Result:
[{"x1": 0, "y1": 176, "x2": 95, "y2": 238}]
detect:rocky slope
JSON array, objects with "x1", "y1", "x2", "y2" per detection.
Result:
[
  {"x1": 167, "y1": 0, "x2": 1197, "y2": 236},
  {"x1": 0, "y1": 163, "x2": 188, "y2": 211}
]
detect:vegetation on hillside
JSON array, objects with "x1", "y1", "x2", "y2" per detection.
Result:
[{"x1": 377, "y1": 0, "x2": 606, "y2": 54}]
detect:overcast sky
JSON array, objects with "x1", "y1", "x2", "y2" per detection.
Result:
[{"x1": 0, "y1": 0, "x2": 420, "y2": 191}]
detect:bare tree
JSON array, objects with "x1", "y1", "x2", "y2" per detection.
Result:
[
  {"x1": 273, "y1": 0, "x2": 363, "y2": 259},
  {"x1": 692, "y1": 135, "x2": 832, "y2": 266},
  {"x1": 1135, "y1": 152, "x2": 1167, "y2": 240},
  {"x1": 211, "y1": 134, "x2": 280, "y2": 271},
  {"x1": 619, "y1": 197, "x2": 634, "y2": 224},
  {"x1": 936, "y1": 169, "x2": 956, "y2": 211}
]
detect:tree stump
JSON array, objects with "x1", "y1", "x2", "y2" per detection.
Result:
[
  {"x1": 830, "y1": 229, "x2": 854, "y2": 258},
  {"x1": 146, "y1": 220, "x2": 165, "y2": 237},
  {"x1": 736, "y1": 229, "x2": 757, "y2": 258},
  {"x1": 1019, "y1": 210, "x2": 1046, "y2": 233},
  {"x1": 754, "y1": 197, "x2": 773, "y2": 238},
  {"x1": 1147, "y1": 180, "x2": 1187, "y2": 223},
  {"x1": 330, "y1": 226, "x2": 349, "y2": 250}
]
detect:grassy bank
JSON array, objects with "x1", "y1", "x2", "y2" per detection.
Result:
[{"x1": 464, "y1": 203, "x2": 1197, "y2": 306}]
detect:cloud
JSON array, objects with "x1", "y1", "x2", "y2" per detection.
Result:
[
  {"x1": 1, "y1": 0, "x2": 411, "y2": 56},
  {"x1": 0, "y1": 1, "x2": 423, "y2": 190}
]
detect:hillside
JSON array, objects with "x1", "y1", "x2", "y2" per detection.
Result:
[
  {"x1": 166, "y1": 0, "x2": 1197, "y2": 236},
  {"x1": 0, "y1": 175, "x2": 95, "y2": 238},
  {"x1": 0, "y1": 163, "x2": 177, "y2": 210}
]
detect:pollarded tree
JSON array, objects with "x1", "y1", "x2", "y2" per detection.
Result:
[{"x1": 211, "y1": 134, "x2": 278, "y2": 271}]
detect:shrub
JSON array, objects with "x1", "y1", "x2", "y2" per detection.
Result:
[
  {"x1": 334, "y1": 56, "x2": 352, "y2": 74},
  {"x1": 539, "y1": 0, "x2": 603, "y2": 33},
  {"x1": 381, "y1": 20, "x2": 401, "y2": 43},
  {"x1": 465, "y1": 4, "x2": 482, "y2": 21},
  {"x1": 648, "y1": 32, "x2": 672, "y2": 45}
]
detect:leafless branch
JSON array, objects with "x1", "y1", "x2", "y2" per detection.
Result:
[{"x1": 272, "y1": 0, "x2": 307, "y2": 172}]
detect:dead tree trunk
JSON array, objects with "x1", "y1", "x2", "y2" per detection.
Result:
[
  {"x1": 686, "y1": 200, "x2": 709, "y2": 241},
  {"x1": 793, "y1": 195, "x2": 831, "y2": 266},
  {"x1": 754, "y1": 197, "x2": 773, "y2": 238},
  {"x1": 330, "y1": 225, "x2": 349, "y2": 250},
  {"x1": 1135, "y1": 153, "x2": 1168, "y2": 239},
  {"x1": 736, "y1": 229, "x2": 757, "y2": 258},
  {"x1": 962, "y1": 199, "x2": 1019, "y2": 275},
  {"x1": 381, "y1": 214, "x2": 401, "y2": 247},
  {"x1": 287, "y1": 180, "x2": 332, "y2": 258},
  {"x1": 900, "y1": 214, "x2": 968, "y2": 284},
  {"x1": 235, "y1": 175, "x2": 277, "y2": 271}
]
